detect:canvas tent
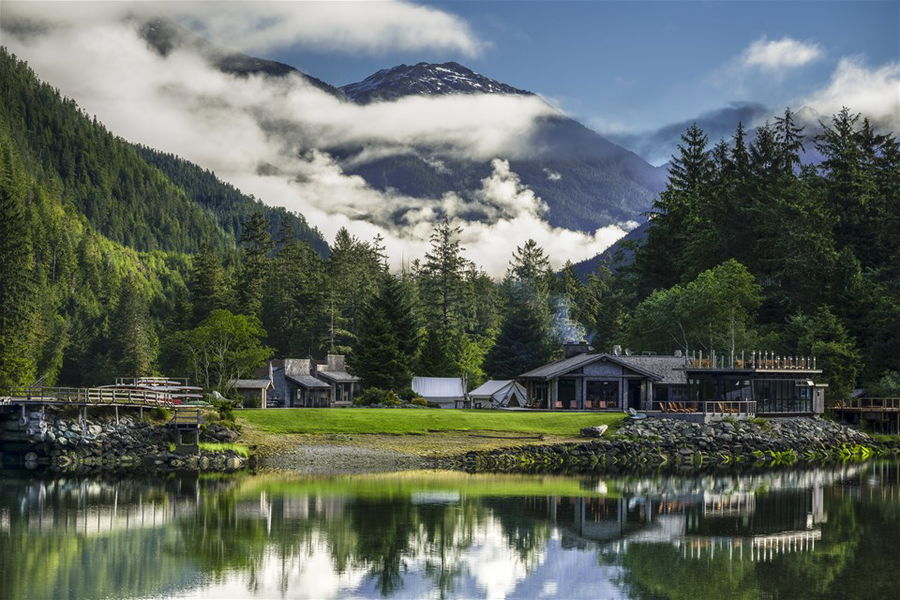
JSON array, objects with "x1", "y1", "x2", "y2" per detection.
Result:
[
  {"x1": 411, "y1": 376, "x2": 467, "y2": 408},
  {"x1": 468, "y1": 380, "x2": 528, "y2": 408}
]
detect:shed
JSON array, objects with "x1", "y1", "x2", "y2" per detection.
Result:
[
  {"x1": 411, "y1": 376, "x2": 467, "y2": 409},
  {"x1": 469, "y1": 380, "x2": 528, "y2": 408},
  {"x1": 229, "y1": 378, "x2": 272, "y2": 408}
]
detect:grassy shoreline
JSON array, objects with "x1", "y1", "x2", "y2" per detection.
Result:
[{"x1": 236, "y1": 408, "x2": 625, "y2": 458}]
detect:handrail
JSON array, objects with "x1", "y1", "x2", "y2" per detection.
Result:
[
  {"x1": 834, "y1": 397, "x2": 900, "y2": 410},
  {"x1": 653, "y1": 400, "x2": 757, "y2": 415},
  {"x1": 2, "y1": 386, "x2": 174, "y2": 407}
]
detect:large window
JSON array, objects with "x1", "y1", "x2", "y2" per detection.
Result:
[
  {"x1": 755, "y1": 378, "x2": 811, "y2": 413},
  {"x1": 586, "y1": 380, "x2": 618, "y2": 409}
]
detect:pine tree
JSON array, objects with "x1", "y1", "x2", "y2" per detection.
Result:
[
  {"x1": 484, "y1": 279, "x2": 555, "y2": 379},
  {"x1": 236, "y1": 212, "x2": 272, "y2": 317},
  {"x1": 108, "y1": 275, "x2": 158, "y2": 377},
  {"x1": 350, "y1": 274, "x2": 420, "y2": 390},
  {"x1": 190, "y1": 243, "x2": 229, "y2": 326}
]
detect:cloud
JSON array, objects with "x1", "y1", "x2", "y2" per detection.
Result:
[
  {"x1": 4, "y1": 0, "x2": 484, "y2": 57},
  {"x1": 1, "y1": 5, "x2": 624, "y2": 276},
  {"x1": 740, "y1": 36, "x2": 822, "y2": 72},
  {"x1": 799, "y1": 57, "x2": 900, "y2": 131},
  {"x1": 543, "y1": 168, "x2": 562, "y2": 181}
]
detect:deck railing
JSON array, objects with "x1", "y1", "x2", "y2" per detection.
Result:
[
  {"x1": 833, "y1": 397, "x2": 900, "y2": 411},
  {"x1": 653, "y1": 400, "x2": 757, "y2": 416},
  {"x1": 3, "y1": 387, "x2": 173, "y2": 407}
]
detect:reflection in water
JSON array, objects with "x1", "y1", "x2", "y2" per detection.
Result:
[{"x1": 1, "y1": 463, "x2": 898, "y2": 599}]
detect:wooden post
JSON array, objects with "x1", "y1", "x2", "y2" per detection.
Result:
[{"x1": 115, "y1": 405, "x2": 119, "y2": 424}]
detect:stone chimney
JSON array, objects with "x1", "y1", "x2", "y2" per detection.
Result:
[
  {"x1": 325, "y1": 354, "x2": 345, "y2": 372},
  {"x1": 284, "y1": 359, "x2": 312, "y2": 376},
  {"x1": 563, "y1": 341, "x2": 592, "y2": 359}
]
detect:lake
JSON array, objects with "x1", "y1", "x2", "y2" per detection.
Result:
[{"x1": 1, "y1": 463, "x2": 898, "y2": 599}]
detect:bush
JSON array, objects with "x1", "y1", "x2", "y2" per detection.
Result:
[
  {"x1": 149, "y1": 407, "x2": 171, "y2": 421},
  {"x1": 410, "y1": 396, "x2": 429, "y2": 407},
  {"x1": 211, "y1": 398, "x2": 235, "y2": 423},
  {"x1": 354, "y1": 388, "x2": 403, "y2": 407}
]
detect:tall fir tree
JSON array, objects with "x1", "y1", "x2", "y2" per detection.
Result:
[{"x1": 236, "y1": 212, "x2": 272, "y2": 318}]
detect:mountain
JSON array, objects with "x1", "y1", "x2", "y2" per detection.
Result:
[
  {"x1": 337, "y1": 62, "x2": 668, "y2": 232},
  {"x1": 572, "y1": 221, "x2": 649, "y2": 279},
  {"x1": 136, "y1": 21, "x2": 668, "y2": 234},
  {"x1": 340, "y1": 62, "x2": 530, "y2": 103},
  {"x1": 139, "y1": 19, "x2": 343, "y2": 97}
]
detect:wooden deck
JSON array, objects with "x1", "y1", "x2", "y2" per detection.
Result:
[
  {"x1": 1, "y1": 387, "x2": 175, "y2": 408},
  {"x1": 833, "y1": 397, "x2": 900, "y2": 412}
]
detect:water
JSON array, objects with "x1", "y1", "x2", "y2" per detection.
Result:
[{"x1": 1, "y1": 464, "x2": 899, "y2": 599}]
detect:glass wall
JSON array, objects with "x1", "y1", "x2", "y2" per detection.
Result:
[
  {"x1": 754, "y1": 378, "x2": 812, "y2": 414},
  {"x1": 585, "y1": 380, "x2": 619, "y2": 409}
]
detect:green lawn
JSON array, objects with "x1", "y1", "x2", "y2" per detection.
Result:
[{"x1": 237, "y1": 408, "x2": 625, "y2": 436}]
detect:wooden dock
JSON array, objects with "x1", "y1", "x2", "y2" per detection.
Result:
[
  {"x1": 833, "y1": 397, "x2": 900, "y2": 434},
  {"x1": 1, "y1": 387, "x2": 175, "y2": 408}
]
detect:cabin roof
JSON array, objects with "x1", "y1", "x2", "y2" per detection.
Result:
[
  {"x1": 285, "y1": 374, "x2": 331, "y2": 389},
  {"x1": 230, "y1": 379, "x2": 272, "y2": 390},
  {"x1": 316, "y1": 370, "x2": 361, "y2": 383}
]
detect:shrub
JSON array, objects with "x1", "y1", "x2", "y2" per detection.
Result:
[
  {"x1": 410, "y1": 396, "x2": 429, "y2": 407},
  {"x1": 149, "y1": 407, "x2": 172, "y2": 421},
  {"x1": 354, "y1": 388, "x2": 404, "y2": 407}
]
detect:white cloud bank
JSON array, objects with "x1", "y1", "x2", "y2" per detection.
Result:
[
  {"x1": 2, "y1": 2, "x2": 629, "y2": 275},
  {"x1": 800, "y1": 57, "x2": 900, "y2": 132},
  {"x1": 740, "y1": 36, "x2": 822, "y2": 72},
  {"x1": 5, "y1": 0, "x2": 484, "y2": 57}
]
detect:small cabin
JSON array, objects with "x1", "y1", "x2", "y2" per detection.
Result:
[{"x1": 229, "y1": 378, "x2": 273, "y2": 408}]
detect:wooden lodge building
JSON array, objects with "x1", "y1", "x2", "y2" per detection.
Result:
[
  {"x1": 517, "y1": 343, "x2": 826, "y2": 419},
  {"x1": 240, "y1": 354, "x2": 361, "y2": 408}
]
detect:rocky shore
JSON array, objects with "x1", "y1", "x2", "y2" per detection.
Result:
[
  {"x1": 1, "y1": 410, "x2": 249, "y2": 473},
  {"x1": 451, "y1": 416, "x2": 898, "y2": 473}
]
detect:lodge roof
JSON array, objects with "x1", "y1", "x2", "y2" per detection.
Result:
[{"x1": 518, "y1": 353, "x2": 667, "y2": 382}]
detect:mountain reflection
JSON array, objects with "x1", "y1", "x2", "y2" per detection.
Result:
[{"x1": 1, "y1": 464, "x2": 898, "y2": 600}]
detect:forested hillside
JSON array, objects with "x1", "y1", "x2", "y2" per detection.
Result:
[
  {"x1": 620, "y1": 110, "x2": 900, "y2": 398},
  {"x1": 135, "y1": 146, "x2": 328, "y2": 255}
]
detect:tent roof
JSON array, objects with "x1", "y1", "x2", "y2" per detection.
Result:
[
  {"x1": 412, "y1": 376, "x2": 466, "y2": 399},
  {"x1": 470, "y1": 380, "x2": 516, "y2": 398}
]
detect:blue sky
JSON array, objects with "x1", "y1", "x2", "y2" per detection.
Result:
[{"x1": 266, "y1": 1, "x2": 899, "y2": 163}]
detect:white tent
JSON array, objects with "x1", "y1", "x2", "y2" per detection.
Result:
[
  {"x1": 468, "y1": 380, "x2": 528, "y2": 408},
  {"x1": 411, "y1": 376, "x2": 467, "y2": 408}
]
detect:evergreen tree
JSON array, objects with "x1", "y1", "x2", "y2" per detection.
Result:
[
  {"x1": 236, "y1": 213, "x2": 272, "y2": 318},
  {"x1": 190, "y1": 243, "x2": 230, "y2": 326},
  {"x1": 484, "y1": 279, "x2": 555, "y2": 379},
  {"x1": 350, "y1": 274, "x2": 420, "y2": 390},
  {"x1": 108, "y1": 275, "x2": 158, "y2": 376}
]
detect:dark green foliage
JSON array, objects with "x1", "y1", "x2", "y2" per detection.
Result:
[
  {"x1": 136, "y1": 145, "x2": 328, "y2": 255},
  {"x1": 107, "y1": 275, "x2": 158, "y2": 377},
  {"x1": 484, "y1": 280, "x2": 555, "y2": 379},
  {"x1": 0, "y1": 49, "x2": 229, "y2": 254},
  {"x1": 236, "y1": 213, "x2": 273, "y2": 317},
  {"x1": 349, "y1": 274, "x2": 420, "y2": 390},
  {"x1": 629, "y1": 109, "x2": 899, "y2": 398}
]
